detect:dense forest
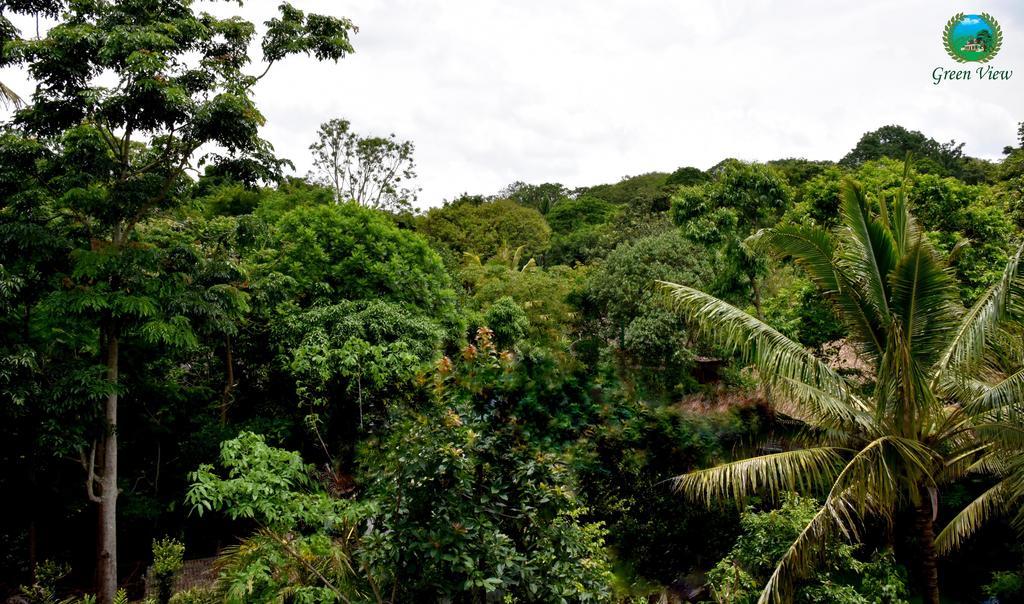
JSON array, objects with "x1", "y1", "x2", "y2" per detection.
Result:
[{"x1": 3, "y1": 1, "x2": 1024, "y2": 604}]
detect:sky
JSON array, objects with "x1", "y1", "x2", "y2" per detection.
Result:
[{"x1": 3, "y1": 0, "x2": 1024, "y2": 208}]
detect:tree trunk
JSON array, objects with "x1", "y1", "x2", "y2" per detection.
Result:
[
  {"x1": 750, "y1": 273, "x2": 764, "y2": 320},
  {"x1": 220, "y1": 333, "x2": 234, "y2": 425},
  {"x1": 915, "y1": 502, "x2": 941, "y2": 604},
  {"x1": 98, "y1": 332, "x2": 119, "y2": 604}
]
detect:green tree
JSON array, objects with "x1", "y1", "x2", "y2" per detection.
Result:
[
  {"x1": 187, "y1": 432, "x2": 380, "y2": 603},
  {"x1": 663, "y1": 175, "x2": 1024, "y2": 604},
  {"x1": 418, "y1": 198, "x2": 551, "y2": 261},
  {"x1": 4, "y1": 2, "x2": 355, "y2": 600},
  {"x1": 272, "y1": 202, "x2": 457, "y2": 315},
  {"x1": 499, "y1": 181, "x2": 568, "y2": 214},
  {"x1": 705, "y1": 495, "x2": 909, "y2": 604},
  {"x1": 587, "y1": 230, "x2": 716, "y2": 398},
  {"x1": 461, "y1": 257, "x2": 585, "y2": 351},
  {"x1": 483, "y1": 295, "x2": 529, "y2": 349},
  {"x1": 309, "y1": 118, "x2": 418, "y2": 211},
  {"x1": 358, "y1": 330, "x2": 614, "y2": 602},
  {"x1": 671, "y1": 160, "x2": 792, "y2": 317}
]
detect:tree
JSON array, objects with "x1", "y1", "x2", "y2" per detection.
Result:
[
  {"x1": 187, "y1": 431, "x2": 380, "y2": 603},
  {"x1": 840, "y1": 125, "x2": 983, "y2": 182},
  {"x1": 586, "y1": 230, "x2": 716, "y2": 398},
  {"x1": 663, "y1": 174, "x2": 1024, "y2": 604},
  {"x1": 671, "y1": 160, "x2": 792, "y2": 317},
  {"x1": 4, "y1": 2, "x2": 355, "y2": 601},
  {"x1": 705, "y1": 495, "x2": 909, "y2": 604},
  {"x1": 358, "y1": 329, "x2": 614, "y2": 602},
  {"x1": 0, "y1": 0, "x2": 66, "y2": 108},
  {"x1": 310, "y1": 117, "x2": 418, "y2": 211},
  {"x1": 418, "y1": 198, "x2": 551, "y2": 261},
  {"x1": 271, "y1": 201, "x2": 458, "y2": 313},
  {"x1": 499, "y1": 181, "x2": 568, "y2": 214}
]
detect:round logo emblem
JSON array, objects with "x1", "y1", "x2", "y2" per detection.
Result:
[{"x1": 944, "y1": 13, "x2": 1002, "y2": 63}]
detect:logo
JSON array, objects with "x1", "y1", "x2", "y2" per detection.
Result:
[{"x1": 944, "y1": 13, "x2": 1002, "y2": 63}]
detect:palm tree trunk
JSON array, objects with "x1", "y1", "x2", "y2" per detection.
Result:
[{"x1": 915, "y1": 502, "x2": 941, "y2": 604}]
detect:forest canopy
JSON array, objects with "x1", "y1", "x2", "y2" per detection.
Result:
[{"x1": 1, "y1": 2, "x2": 1024, "y2": 604}]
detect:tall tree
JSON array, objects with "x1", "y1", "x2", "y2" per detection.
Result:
[
  {"x1": 4, "y1": 2, "x2": 355, "y2": 601},
  {"x1": 309, "y1": 117, "x2": 418, "y2": 211},
  {"x1": 663, "y1": 172, "x2": 1024, "y2": 604}
]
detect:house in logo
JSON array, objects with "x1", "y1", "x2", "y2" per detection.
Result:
[{"x1": 961, "y1": 39, "x2": 986, "y2": 52}]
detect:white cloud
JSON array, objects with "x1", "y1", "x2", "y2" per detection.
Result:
[{"x1": 3, "y1": 0, "x2": 1023, "y2": 208}]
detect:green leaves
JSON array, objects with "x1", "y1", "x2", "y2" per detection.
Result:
[
  {"x1": 262, "y1": 3, "x2": 356, "y2": 64},
  {"x1": 187, "y1": 431, "x2": 366, "y2": 531},
  {"x1": 675, "y1": 448, "x2": 848, "y2": 507},
  {"x1": 667, "y1": 164, "x2": 1024, "y2": 601}
]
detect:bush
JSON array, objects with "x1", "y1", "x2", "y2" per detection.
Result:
[
  {"x1": 704, "y1": 495, "x2": 909, "y2": 604},
  {"x1": 983, "y1": 570, "x2": 1024, "y2": 602},
  {"x1": 168, "y1": 589, "x2": 217, "y2": 604},
  {"x1": 483, "y1": 296, "x2": 529, "y2": 349},
  {"x1": 151, "y1": 537, "x2": 185, "y2": 604}
]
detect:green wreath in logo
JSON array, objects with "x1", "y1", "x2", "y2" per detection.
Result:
[{"x1": 944, "y1": 13, "x2": 1002, "y2": 63}]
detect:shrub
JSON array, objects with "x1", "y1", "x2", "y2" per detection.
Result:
[{"x1": 151, "y1": 538, "x2": 185, "y2": 604}]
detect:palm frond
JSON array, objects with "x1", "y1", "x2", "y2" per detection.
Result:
[
  {"x1": 935, "y1": 481, "x2": 1008, "y2": 555},
  {"x1": 750, "y1": 224, "x2": 885, "y2": 358},
  {"x1": 933, "y1": 241, "x2": 1024, "y2": 387},
  {"x1": 757, "y1": 492, "x2": 875, "y2": 604},
  {"x1": 974, "y1": 423, "x2": 1024, "y2": 449},
  {"x1": 0, "y1": 80, "x2": 24, "y2": 109},
  {"x1": 830, "y1": 436, "x2": 937, "y2": 515},
  {"x1": 967, "y1": 367, "x2": 1024, "y2": 420},
  {"x1": 888, "y1": 239, "x2": 959, "y2": 368},
  {"x1": 770, "y1": 377, "x2": 874, "y2": 434},
  {"x1": 673, "y1": 448, "x2": 848, "y2": 507},
  {"x1": 887, "y1": 160, "x2": 914, "y2": 256},
  {"x1": 659, "y1": 281, "x2": 849, "y2": 397},
  {"x1": 839, "y1": 179, "x2": 896, "y2": 321}
]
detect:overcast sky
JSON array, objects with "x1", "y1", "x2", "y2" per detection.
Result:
[{"x1": 4, "y1": 0, "x2": 1024, "y2": 207}]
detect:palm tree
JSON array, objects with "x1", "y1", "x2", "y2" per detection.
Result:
[{"x1": 661, "y1": 171, "x2": 1024, "y2": 604}]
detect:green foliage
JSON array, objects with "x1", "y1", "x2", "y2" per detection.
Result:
[
  {"x1": 19, "y1": 560, "x2": 71, "y2": 604},
  {"x1": 546, "y1": 195, "x2": 615, "y2": 235},
  {"x1": 281, "y1": 299, "x2": 446, "y2": 428},
  {"x1": 704, "y1": 495, "x2": 910, "y2": 604},
  {"x1": 762, "y1": 272, "x2": 844, "y2": 349},
  {"x1": 168, "y1": 589, "x2": 216, "y2": 604},
  {"x1": 983, "y1": 570, "x2": 1024, "y2": 601},
  {"x1": 188, "y1": 432, "x2": 362, "y2": 530},
  {"x1": 152, "y1": 538, "x2": 185, "y2": 604},
  {"x1": 671, "y1": 160, "x2": 792, "y2": 314},
  {"x1": 672, "y1": 160, "x2": 791, "y2": 245},
  {"x1": 666, "y1": 166, "x2": 710, "y2": 187},
  {"x1": 359, "y1": 331, "x2": 614, "y2": 602},
  {"x1": 586, "y1": 229, "x2": 715, "y2": 398},
  {"x1": 584, "y1": 172, "x2": 675, "y2": 211},
  {"x1": 273, "y1": 201, "x2": 457, "y2": 314},
  {"x1": 666, "y1": 171, "x2": 1024, "y2": 604},
  {"x1": 768, "y1": 159, "x2": 834, "y2": 188},
  {"x1": 840, "y1": 124, "x2": 985, "y2": 182},
  {"x1": 484, "y1": 296, "x2": 530, "y2": 349},
  {"x1": 187, "y1": 432, "x2": 379, "y2": 603},
  {"x1": 844, "y1": 158, "x2": 1013, "y2": 302},
  {"x1": 500, "y1": 181, "x2": 569, "y2": 215},
  {"x1": 574, "y1": 400, "x2": 749, "y2": 588},
  {"x1": 461, "y1": 259, "x2": 585, "y2": 350},
  {"x1": 418, "y1": 198, "x2": 552, "y2": 261}
]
